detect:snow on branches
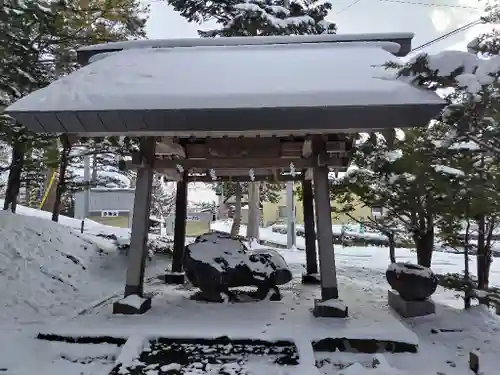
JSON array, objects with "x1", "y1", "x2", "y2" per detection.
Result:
[{"x1": 168, "y1": 0, "x2": 336, "y2": 37}]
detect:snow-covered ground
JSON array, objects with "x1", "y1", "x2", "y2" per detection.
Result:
[
  {"x1": 212, "y1": 220, "x2": 500, "y2": 289},
  {"x1": 0, "y1": 209, "x2": 171, "y2": 322},
  {"x1": 0, "y1": 203, "x2": 172, "y2": 374},
  {"x1": 0, "y1": 209, "x2": 499, "y2": 374}
]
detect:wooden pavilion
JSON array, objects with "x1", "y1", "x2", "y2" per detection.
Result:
[{"x1": 4, "y1": 33, "x2": 445, "y2": 317}]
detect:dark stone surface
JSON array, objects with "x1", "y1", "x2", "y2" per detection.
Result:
[
  {"x1": 312, "y1": 299, "x2": 348, "y2": 318},
  {"x1": 312, "y1": 337, "x2": 418, "y2": 353},
  {"x1": 386, "y1": 262, "x2": 438, "y2": 301},
  {"x1": 163, "y1": 272, "x2": 185, "y2": 285},
  {"x1": 36, "y1": 333, "x2": 126, "y2": 345},
  {"x1": 388, "y1": 289, "x2": 436, "y2": 318},
  {"x1": 301, "y1": 273, "x2": 321, "y2": 285},
  {"x1": 112, "y1": 295, "x2": 152, "y2": 315},
  {"x1": 190, "y1": 286, "x2": 283, "y2": 303},
  {"x1": 183, "y1": 232, "x2": 292, "y2": 302},
  {"x1": 109, "y1": 337, "x2": 298, "y2": 375}
]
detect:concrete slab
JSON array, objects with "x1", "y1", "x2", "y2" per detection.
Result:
[{"x1": 388, "y1": 289, "x2": 435, "y2": 318}]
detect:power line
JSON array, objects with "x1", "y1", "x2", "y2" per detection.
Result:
[
  {"x1": 411, "y1": 18, "x2": 482, "y2": 52},
  {"x1": 378, "y1": 0, "x2": 481, "y2": 10},
  {"x1": 336, "y1": 0, "x2": 364, "y2": 15}
]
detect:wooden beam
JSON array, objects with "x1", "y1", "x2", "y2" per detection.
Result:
[
  {"x1": 190, "y1": 168, "x2": 281, "y2": 176},
  {"x1": 131, "y1": 156, "x2": 344, "y2": 170},
  {"x1": 184, "y1": 140, "x2": 346, "y2": 159},
  {"x1": 185, "y1": 174, "x2": 304, "y2": 182}
]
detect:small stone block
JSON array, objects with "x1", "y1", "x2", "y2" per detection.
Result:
[
  {"x1": 301, "y1": 273, "x2": 321, "y2": 285},
  {"x1": 112, "y1": 295, "x2": 152, "y2": 315},
  {"x1": 164, "y1": 272, "x2": 185, "y2": 285},
  {"x1": 469, "y1": 351, "x2": 480, "y2": 374},
  {"x1": 312, "y1": 298, "x2": 348, "y2": 318},
  {"x1": 388, "y1": 289, "x2": 435, "y2": 318}
]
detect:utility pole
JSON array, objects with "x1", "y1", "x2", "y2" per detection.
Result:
[{"x1": 80, "y1": 153, "x2": 91, "y2": 233}]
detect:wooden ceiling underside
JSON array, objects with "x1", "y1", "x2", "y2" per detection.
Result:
[{"x1": 132, "y1": 135, "x2": 353, "y2": 181}]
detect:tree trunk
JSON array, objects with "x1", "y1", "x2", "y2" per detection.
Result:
[
  {"x1": 414, "y1": 229, "x2": 434, "y2": 267},
  {"x1": 52, "y1": 135, "x2": 72, "y2": 222},
  {"x1": 476, "y1": 214, "x2": 489, "y2": 290},
  {"x1": 230, "y1": 183, "x2": 242, "y2": 237},
  {"x1": 3, "y1": 144, "x2": 24, "y2": 213},
  {"x1": 24, "y1": 183, "x2": 30, "y2": 206},
  {"x1": 388, "y1": 231, "x2": 396, "y2": 263},
  {"x1": 464, "y1": 219, "x2": 472, "y2": 309}
]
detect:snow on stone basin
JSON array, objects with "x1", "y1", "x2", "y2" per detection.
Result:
[
  {"x1": 388, "y1": 262, "x2": 434, "y2": 278},
  {"x1": 188, "y1": 236, "x2": 288, "y2": 278}
]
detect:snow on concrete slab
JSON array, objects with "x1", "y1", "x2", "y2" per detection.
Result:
[
  {"x1": 114, "y1": 335, "x2": 149, "y2": 371},
  {"x1": 119, "y1": 295, "x2": 149, "y2": 310},
  {"x1": 1, "y1": 336, "x2": 121, "y2": 375},
  {"x1": 37, "y1": 280, "x2": 418, "y2": 347}
]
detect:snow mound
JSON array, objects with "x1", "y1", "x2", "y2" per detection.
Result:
[{"x1": 0, "y1": 211, "x2": 117, "y2": 323}]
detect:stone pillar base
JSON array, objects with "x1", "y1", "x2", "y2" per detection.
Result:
[
  {"x1": 113, "y1": 295, "x2": 152, "y2": 315},
  {"x1": 312, "y1": 298, "x2": 348, "y2": 318},
  {"x1": 388, "y1": 289, "x2": 435, "y2": 318},
  {"x1": 301, "y1": 273, "x2": 321, "y2": 285},
  {"x1": 164, "y1": 272, "x2": 185, "y2": 285}
]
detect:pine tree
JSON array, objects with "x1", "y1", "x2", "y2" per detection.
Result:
[
  {"x1": 0, "y1": 1, "x2": 59, "y2": 212},
  {"x1": 331, "y1": 126, "x2": 453, "y2": 267},
  {"x1": 169, "y1": 0, "x2": 335, "y2": 37},
  {"x1": 0, "y1": 0, "x2": 148, "y2": 216},
  {"x1": 171, "y1": 0, "x2": 335, "y2": 233},
  {"x1": 150, "y1": 176, "x2": 176, "y2": 221},
  {"x1": 385, "y1": 3, "x2": 500, "y2": 282}
]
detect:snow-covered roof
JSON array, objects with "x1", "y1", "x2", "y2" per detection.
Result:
[
  {"x1": 6, "y1": 39, "x2": 445, "y2": 136},
  {"x1": 77, "y1": 33, "x2": 416, "y2": 64}
]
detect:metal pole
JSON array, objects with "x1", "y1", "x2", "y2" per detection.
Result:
[
  {"x1": 286, "y1": 181, "x2": 296, "y2": 248},
  {"x1": 81, "y1": 154, "x2": 91, "y2": 233},
  {"x1": 281, "y1": 0, "x2": 295, "y2": 249}
]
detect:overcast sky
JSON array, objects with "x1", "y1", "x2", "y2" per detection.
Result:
[{"x1": 144, "y1": 0, "x2": 489, "y2": 54}]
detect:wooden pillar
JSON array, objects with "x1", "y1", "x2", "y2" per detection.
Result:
[
  {"x1": 113, "y1": 137, "x2": 156, "y2": 315},
  {"x1": 301, "y1": 173, "x2": 319, "y2": 284},
  {"x1": 246, "y1": 182, "x2": 260, "y2": 241},
  {"x1": 168, "y1": 171, "x2": 188, "y2": 282},
  {"x1": 310, "y1": 139, "x2": 347, "y2": 317},
  {"x1": 313, "y1": 165, "x2": 339, "y2": 300}
]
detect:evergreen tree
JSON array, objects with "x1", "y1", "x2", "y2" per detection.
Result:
[
  {"x1": 0, "y1": 1, "x2": 59, "y2": 211},
  {"x1": 150, "y1": 176, "x2": 176, "y2": 221},
  {"x1": 331, "y1": 127, "x2": 452, "y2": 267},
  {"x1": 172, "y1": 0, "x2": 335, "y2": 230},
  {"x1": 169, "y1": 0, "x2": 335, "y2": 37},
  {"x1": 383, "y1": 2, "x2": 500, "y2": 281},
  {"x1": 0, "y1": 0, "x2": 148, "y2": 215}
]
